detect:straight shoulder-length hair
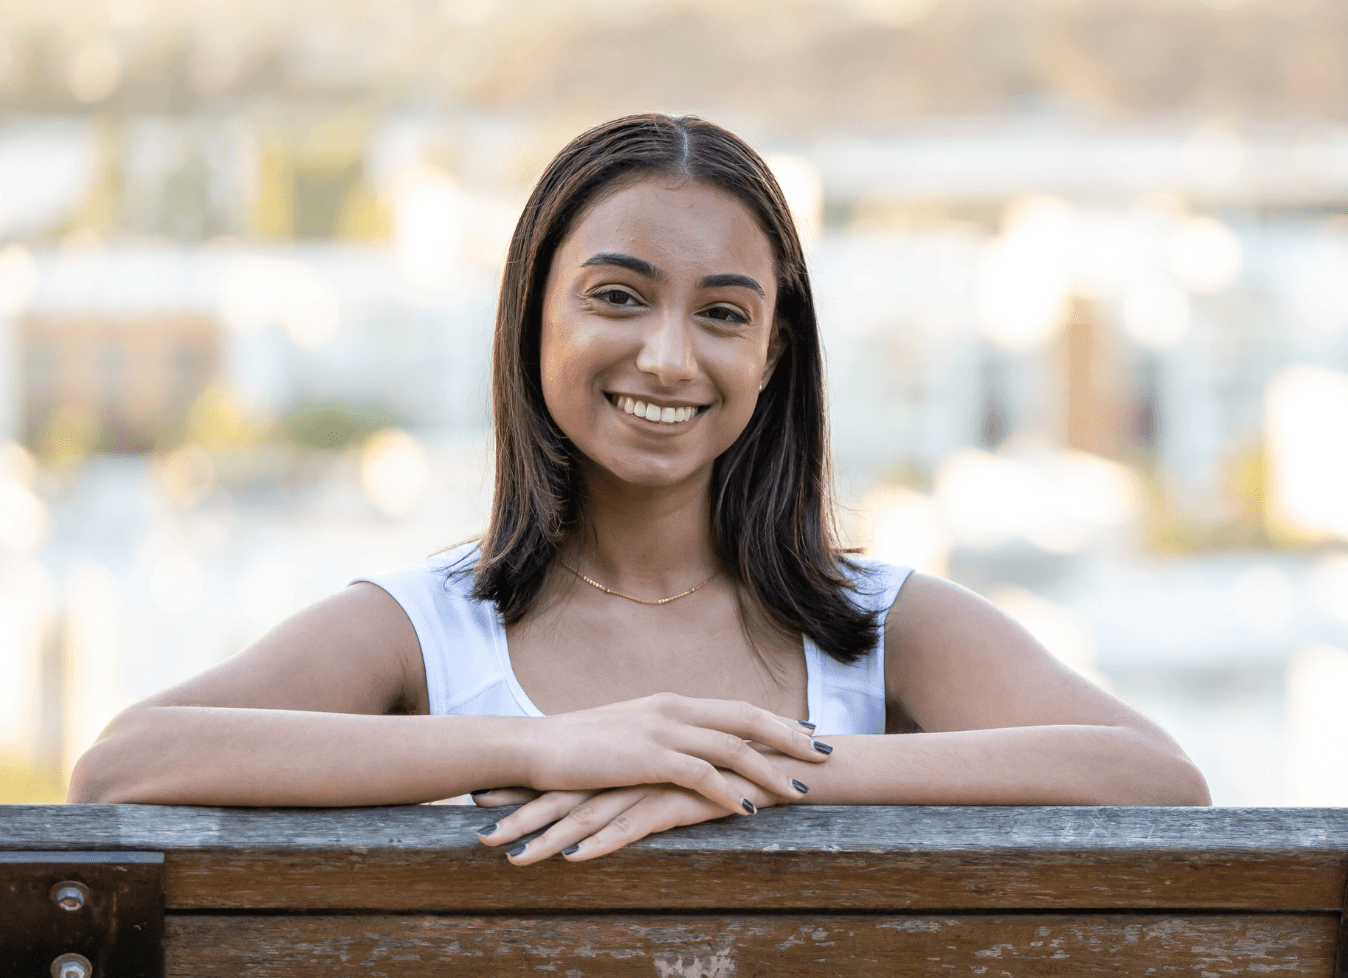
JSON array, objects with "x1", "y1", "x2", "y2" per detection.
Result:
[{"x1": 472, "y1": 113, "x2": 878, "y2": 664}]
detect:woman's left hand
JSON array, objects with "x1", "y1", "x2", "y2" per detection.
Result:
[{"x1": 472, "y1": 775, "x2": 782, "y2": 864}]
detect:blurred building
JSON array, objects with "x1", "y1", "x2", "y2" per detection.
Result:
[{"x1": 2, "y1": 0, "x2": 1348, "y2": 804}]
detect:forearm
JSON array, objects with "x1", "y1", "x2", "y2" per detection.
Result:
[
  {"x1": 762, "y1": 726, "x2": 1211, "y2": 807},
  {"x1": 67, "y1": 706, "x2": 536, "y2": 807}
]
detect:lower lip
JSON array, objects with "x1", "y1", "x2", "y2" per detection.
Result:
[{"x1": 609, "y1": 397, "x2": 702, "y2": 432}]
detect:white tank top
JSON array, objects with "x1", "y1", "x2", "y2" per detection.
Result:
[{"x1": 358, "y1": 545, "x2": 912, "y2": 736}]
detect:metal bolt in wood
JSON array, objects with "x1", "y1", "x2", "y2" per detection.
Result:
[
  {"x1": 50, "y1": 952, "x2": 92, "y2": 978},
  {"x1": 50, "y1": 881, "x2": 89, "y2": 912}
]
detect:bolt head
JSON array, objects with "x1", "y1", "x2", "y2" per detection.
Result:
[
  {"x1": 50, "y1": 881, "x2": 89, "y2": 912},
  {"x1": 50, "y1": 953, "x2": 92, "y2": 978}
]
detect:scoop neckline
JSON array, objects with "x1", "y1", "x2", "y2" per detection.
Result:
[{"x1": 488, "y1": 611, "x2": 820, "y2": 729}]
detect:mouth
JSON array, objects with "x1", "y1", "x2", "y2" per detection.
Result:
[{"x1": 606, "y1": 393, "x2": 707, "y2": 427}]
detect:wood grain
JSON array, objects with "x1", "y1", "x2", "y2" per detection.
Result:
[
  {"x1": 3, "y1": 805, "x2": 1345, "y2": 912},
  {"x1": 168, "y1": 913, "x2": 1339, "y2": 977}
]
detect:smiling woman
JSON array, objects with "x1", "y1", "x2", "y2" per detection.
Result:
[{"x1": 66, "y1": 115, "x2": 1210, "y2": 867}]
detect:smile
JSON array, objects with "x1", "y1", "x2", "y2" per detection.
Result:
[{"x1": 608, "y1": 394, "x2": 703, "y2": 426}]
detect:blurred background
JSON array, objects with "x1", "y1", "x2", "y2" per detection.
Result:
[{"x1": 2, "y1": 0, "x2": 1347, "y2": 806}]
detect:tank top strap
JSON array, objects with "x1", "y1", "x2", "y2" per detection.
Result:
[
  {"x1": 803, "y1": 557, "x2": 914, "y2": 737},
  {"x1": 356, "y1": 545, "x2": 535, "y2": 718}
]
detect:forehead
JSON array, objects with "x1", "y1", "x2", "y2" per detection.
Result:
[{"x1": 557, "y1": 177, "x2": 777, "y2": 286}]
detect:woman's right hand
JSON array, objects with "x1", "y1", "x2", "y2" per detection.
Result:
[{"x1": 522, "y1": 692, "x2": 830, "y2": 814}]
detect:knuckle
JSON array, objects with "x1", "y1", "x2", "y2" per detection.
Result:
[
  {"x1": 735, "y1": 700, "x2": 759, "y2": 724},
  {"x1": 606, "y1": 812, "x2": 638, "y2": 838},
  {"x1": 648, "y1": 691, "x2": 677, "y2": 712},
  {"x1": 721, "y1": 732, "x2": 751, "y2": 757},
  {"x1": 567, "y1": 802, "x2": 602, "y2": 825}
]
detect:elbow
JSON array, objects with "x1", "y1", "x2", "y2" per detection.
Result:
[
  {"x1": 65, "y1": 711, "x2": 156, "y2": 805},
  {"x1": 66, "y1": 746, "x2": 115, "y2": 803},
  {"x1": 1163, "y1": 755, "x2": 1212, "y2": 807},
  {"x1": 1127, "y1": 742, "x2": 1211, "y2": 807}
]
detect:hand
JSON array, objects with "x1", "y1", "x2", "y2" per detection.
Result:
[
  {"x1": 520, "y1": 693, "x2": 828, "y2": 814},
  {"x1": 474, "y1": 772, "x2": 788, "y2": 864}
]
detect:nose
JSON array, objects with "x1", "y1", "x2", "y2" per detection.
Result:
[{"x1": 635, "y1": 307, "x2": 697, "y2": 387}]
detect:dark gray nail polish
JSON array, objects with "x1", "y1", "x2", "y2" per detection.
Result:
[
  {"x1": 562, "y1": 844, "x2": 580, "y2": 856},
  {"x1": 741, "y1": 798, "x2": 757, "y2": 815},
  {"x1": 797, "y1": 720, "x2": 816, "y2": 730},
  {"x1": 791, "y1": 779, "x2": 809, "y2": 794},
  {"x1": 477, "y1": 824, "x2": 497, "y2": 836},
  {"x1": 508, "y1": 844, "x2": 527, "y2": 857},
  {"x1": 812, "y1": 740, "x2": 833, "y2": 755}
]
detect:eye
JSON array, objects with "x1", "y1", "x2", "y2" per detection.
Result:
[
  {"x1": 703, "y1": 305, "x2": 748, "y2": 325},
  {"x1": 594, "y1": 288, "x2": 640, "y2": 307}
]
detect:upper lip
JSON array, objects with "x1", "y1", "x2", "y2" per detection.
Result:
[{"x1": 607, "y1": 393, "x2": 706, "y2": 409}]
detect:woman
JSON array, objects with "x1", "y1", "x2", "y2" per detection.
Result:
[{"x1": 68, "y1": 114, "x2": 1210, "y2": 863}]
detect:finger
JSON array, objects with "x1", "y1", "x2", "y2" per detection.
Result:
[
  {"x1": 767, "y1": 713, "x2": 816, "y2": 734},
  {"x1": 506, "y1": 790, "x2": 644, "y2": 866},
  {"x1": 655, "y1": 750, "x2": 769, "y2": 815},
  {"x1": 563, "y1": 794, "x2": 703, "y2": 862},
  {"x1": 477, "y1": 790, "x2": 595, "y2": 846},
  {"x1": 684, "y1": 699, "x2": 833, "y2": 766},
  {"x1": 667, "y1": 727, "x2": 812, "y2": 805},
  {"x1": 471, "y1": 788, "x2": 540, "y2": 808}
]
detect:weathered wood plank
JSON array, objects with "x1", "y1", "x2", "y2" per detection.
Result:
[
  {"x1": 168, "y1": 913, "x2": 1339, "y2": 977},
  {"x1": 161, "y1": 848, "x2": 1346, "y2": 913},
  {"x1": 3, "y1": 805, "x2": 1346, "y2": 912},
  {"x1": 9, "y1": 805, "x2": 1347, "y2": 856}
]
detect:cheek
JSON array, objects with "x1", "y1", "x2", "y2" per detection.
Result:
[{"x1": 539, "y1": 315, "x2": 606, "y2": 426}]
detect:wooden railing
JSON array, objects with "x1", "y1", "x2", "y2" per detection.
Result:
[{"x1": 3, "y1": 804, "x2": 1347, "y2": 976}]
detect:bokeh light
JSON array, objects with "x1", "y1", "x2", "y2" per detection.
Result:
[{"x1": 359, "y1": 428, "x2": 431, "y2": 517}]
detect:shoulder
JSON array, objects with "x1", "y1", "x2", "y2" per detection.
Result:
[
  {"x1": 357, "y1": 544, "x2": 482, "y2": 605},
  {"x1": 841, "y1": 555, "x2": 915, "y2": 617},
  {"x1": 881, "y1": 573, "x2": 1140, "y2": 733}
]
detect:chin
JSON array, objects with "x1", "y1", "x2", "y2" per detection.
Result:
[{"x1": 580, "y1": 451, "x2": 707, "y2": 491}]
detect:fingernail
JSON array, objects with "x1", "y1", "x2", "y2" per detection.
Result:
[
  {"x1": 791, "y1": 779, "x2": 809, "y2": 794},
  {"x1": 561, "y1": 844, "x2": 580, "y2": 856},
  {"x1": 812, "y1": 740, "x2": 833, "y2": 755},
  {"x1": 507, "y1": 844, "x2": 527, "y2": 857},
  {"x1": 477, "y1": 824, "x2": 497, "y2": 836},
  {"x1": 797, "y1": 720, "x2": 816, "y2": 730},
  {"x1": 741, "y1": 798, "x2": 757, "y2": 815}
]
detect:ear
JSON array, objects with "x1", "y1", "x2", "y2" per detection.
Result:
[{"x1": 760, "y1": 319, "x2": 786, "y2": 392}]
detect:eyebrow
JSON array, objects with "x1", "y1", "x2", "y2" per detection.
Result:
[
  {"x1": 697, "y1": 273, "x2": 765, "y2": 297},
  {"x1": 580, "y1": 253, "x2": 766, "y2": 298},
  {"x1": 581, "y1": 252, "x2": 665, "y2": 281}
]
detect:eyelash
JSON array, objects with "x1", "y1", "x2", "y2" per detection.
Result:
[{"x1": 590, "y1": 288, "x2": 748, "y2": 325}]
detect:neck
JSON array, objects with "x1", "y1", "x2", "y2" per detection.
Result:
[{"x1": 563, "y1": 464, "x2": 719, "y2": 595}]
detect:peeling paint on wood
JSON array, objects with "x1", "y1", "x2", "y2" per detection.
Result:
[{"x1": 167, "y1": 913, "x2": 1338, "y2": 977}]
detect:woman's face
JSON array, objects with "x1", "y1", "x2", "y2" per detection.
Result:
[{"x1": 539, "y1": 176, "x2": 780, "y2": 490}]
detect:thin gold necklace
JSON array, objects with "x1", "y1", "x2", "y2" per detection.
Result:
[{"x1": 558, "y1": 559, "x2": 718, "y2": 606}]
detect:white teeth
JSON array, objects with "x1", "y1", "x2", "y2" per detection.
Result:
[{"x1": 612, "y1": 396, "x2": 700, "y2": 424}]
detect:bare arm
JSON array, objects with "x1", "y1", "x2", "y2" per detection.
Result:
[
  {"x1": 67, "y1": 584, "x2": 828, "y2": 809},
  {"x1": 67, "y1": 583, "x2": 537, "y2": 805},
  {"x1": 760, "y1": 573, "x2": 1210, "y2": 806}
]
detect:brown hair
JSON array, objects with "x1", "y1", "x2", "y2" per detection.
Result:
[{"x1": 472, "y1": 113, "x2": 878, "y2": 664}]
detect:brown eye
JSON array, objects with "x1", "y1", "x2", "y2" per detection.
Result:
[
  {"x1": 705, "y1": 306, "x2": 747, "y2": 324},
  {"x1": 597, "y1": 289, "x2": 638, "y2": 306}
]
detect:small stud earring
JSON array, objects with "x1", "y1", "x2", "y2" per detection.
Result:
[{"x1": 758, "y1": 382, "x2": 763, "y2": 392}]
